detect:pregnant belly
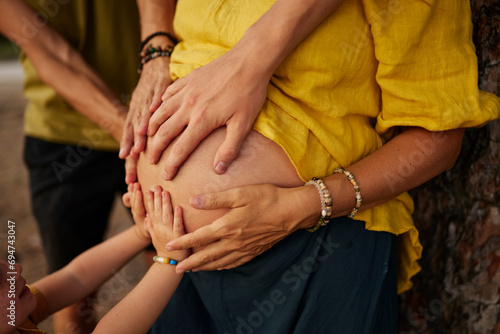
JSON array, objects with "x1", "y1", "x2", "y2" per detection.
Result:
[{"x1": 137, "y1": 128, "x2": 303, "y2": 235}]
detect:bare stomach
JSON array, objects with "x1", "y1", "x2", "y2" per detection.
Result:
[{"x1": 137, "y1": 128, "x2": 303, "y2": 236}]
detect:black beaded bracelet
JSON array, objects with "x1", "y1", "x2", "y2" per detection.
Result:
[
  {"x1": 137, "y1": 44, "x2": 174, "y2": 74},
  {"x1": 139, "y1": 31, "x2": 178, "y2": 52}
]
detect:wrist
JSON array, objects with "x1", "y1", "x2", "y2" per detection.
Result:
[
  {"x1": 232, "y1": 29, "x2": 277, "y2": 81},
  {"x1": 324, "y1": 173, "x2": 360, "y2": 218},
  {"x1": 152, "y1": 262, "x2": 181, "y2": 275},
  {"x1": 139, "y1": 56, "x2": 171, "y2": 78},
  {"x1": 156, "y1": 249, "x2": 189, "y2": 262},
  {"x1": 134, "y1": 225, "x2": 151, "y2": 241},
  {"x1": 108, "y1": 107, "x2": 127, "y2": 142},
  {"x1": 140, "y1": 34, "x2": 177, "y2": 52},
  {"x1": 292, "y1": 173, "x2": 355, "y2": 231},
  {"x1": 286, "y1": 185, "x2": 322, "y2": 231}
]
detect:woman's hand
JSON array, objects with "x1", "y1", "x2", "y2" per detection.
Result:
[
  {"x1": 147, "y1": 47, "x2": 272, "y2": 180},
  {"x1": 119, "y1": 58, "x2": 173, "y2": 181},
  {"x1": 145, "y1": 186, "x2": 191, "y2": 261},
  {"x1": 165, "y1": 184, "x2": 319, "y2": 273}
]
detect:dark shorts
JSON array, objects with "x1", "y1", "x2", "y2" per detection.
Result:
[
  {"x1": 23, "y1": 136, "x2": 127, "y2": 273},
  {"x1": 149, "y1": 217, "x2": 398, "y2": 334}
]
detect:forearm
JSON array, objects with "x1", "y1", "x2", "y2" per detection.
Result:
[
  {"x1": 136, "y1": 0, "x2": 176, "y2": 40},
  {"x1": 34, "y1": 226, "x2": 151, "y2": 314},
  {"x1": 234, "y1": 0, "x2": 345, "y2": 79},
  {"x1": 294, "y1": 127, "x2": 465, "y2": 229},
  {"x1": 0, "y1": 0, "x2": 127, "y2": 141},
  {"x1": 93, "y1": 263, "x2": 183, "y2": 334},
  {"x1": 66, "y1": 226, "x2": 150, "y2": 287},
  {"x1": 35, "y1": 47, "x2": 128, "y2": 141}
]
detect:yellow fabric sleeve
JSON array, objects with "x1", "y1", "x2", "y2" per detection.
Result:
[
  {"x1": 361, "y1": 0, "x2": 500, "y2": 133},
  {"x1": 16, "y1": 285, "x2": 49, "y2": 334}
]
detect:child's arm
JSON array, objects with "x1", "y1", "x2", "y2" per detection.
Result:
[
  {"x1": 32, "y1": 184, "x2": 150, "y2": 315},
  {"x1": 93, "y1": 187, "x2": 190, "y2": 334}
]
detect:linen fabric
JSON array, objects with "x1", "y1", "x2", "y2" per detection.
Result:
[{"x1": 169, "y1": 0, "x2": 500, "y2": 293}]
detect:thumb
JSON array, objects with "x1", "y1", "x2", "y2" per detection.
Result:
[
  {"x1": 122, "y1": 192, "x2": 131, "y2": 208},
  {"x1": 190, "y1": 188, "x2": 244, "y2": 210},
  {"x1": 213, "y1": 121, "x2": 250, "y2": 174}
]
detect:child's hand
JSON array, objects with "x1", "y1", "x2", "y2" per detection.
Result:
[
  {"x1": 145, "y1": 186, "x2": 190, "y2": 261},
  {"x1": 122, "y1": 188, "x2": 131, "y2": 208},
  {"x1": 128, "y1": 182, "x2": 150, "y2": 240}
]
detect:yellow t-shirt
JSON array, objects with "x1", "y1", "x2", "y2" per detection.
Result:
[
  {"x1": 169, "y1": 0, "x2": 500, "y2": 293},
  {"x1": 17, "y1": 285, "x2": 49, "y2": 334},
  {"x1": 21, "y1": 0, "x2": 140, "y2": 151}
]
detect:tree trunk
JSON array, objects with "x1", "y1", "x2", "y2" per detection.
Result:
[{"x1": 398, "y1": 1, "x2": 500, "y2": 333}]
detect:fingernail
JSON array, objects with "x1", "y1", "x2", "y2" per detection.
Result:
[
  {"x1": 166, "y1": 245, "x2": 174, "y2": 251},
  {"x1": 190, "y1": 195, "x2": 202, "y2": 208},
  {"x1": 215, "y1": 161, "x2": 228, "y2": 174},
  {"x1": 148, "y1": 154, "x2": 153, "y2": 164},
  {"x1": 192, "y1": 268, "x2": 199, "y2": 272},
  {"x1": 119, "y1": 148, "x2": 126, "y2": 157},
  {"x1": 162, "y1": 171, "x2": 170, "y2": 180},
  {"x1": 177, "y1": 268, "x2": 185, "y2": 274}
]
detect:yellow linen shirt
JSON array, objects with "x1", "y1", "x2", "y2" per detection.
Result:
[
  {"x1": 169, "y1": 0, "x2": 500, "y2": 293},
  {"x1": 17, "y1": 285, "x2": 49, "y2": 334}
]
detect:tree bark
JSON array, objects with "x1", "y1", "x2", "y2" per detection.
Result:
[{"x1": 399, "y1": 1, "x2": 500, "y2": 333}]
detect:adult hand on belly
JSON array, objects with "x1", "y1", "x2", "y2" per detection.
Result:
[
  {"x1": 165, "y1": 184, "x2": 318, "y2": 273},
  {"x1": 147, "y1": 46, "x2": 272, "y2": 180}
]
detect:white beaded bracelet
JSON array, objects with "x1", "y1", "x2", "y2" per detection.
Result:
[
  {"x1": 305, "y1": 177, "x2": 332, "y2": 232},
  {"x1": 334, "y1": 168, "x2": 362, "y2": 218}
]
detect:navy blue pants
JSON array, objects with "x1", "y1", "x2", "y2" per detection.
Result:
[
  {"x1": 149, "y1": 217, "x2": 398, "y2": 333},
  {"x1": 24, "y1": 136, "x2": 127, "y2": 273}
]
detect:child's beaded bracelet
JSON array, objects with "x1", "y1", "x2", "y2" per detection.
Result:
[{"x1": 153, "y1": 255, "x2": 178, "y2": 265}]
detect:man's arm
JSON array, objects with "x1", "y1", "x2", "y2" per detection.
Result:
[
  {"x1": 119, "y1": 0, "x2": 176, "y2": 174},
  {"x1": 0, "y1": 0, "x2": 128, "y2": 141}
]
